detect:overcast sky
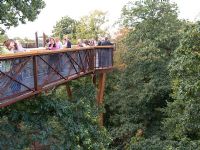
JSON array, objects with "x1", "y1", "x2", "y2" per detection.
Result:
[{"x1": 6, "y1": 0, "x2": 200, "y2": 39}]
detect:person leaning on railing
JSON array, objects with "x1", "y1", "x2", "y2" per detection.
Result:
[
  {"x1": 0, "y1": 41, "x2": 14, "y2": 72},
  {"x1": 2, "y1": 39, "x2": 25, "y2": 94},
  {"x1": 0, "y1": 42, "x2": 13, "y2": 54},
  {"x1": 4, "y1": 39, "x2": 26, "y2": 53}
]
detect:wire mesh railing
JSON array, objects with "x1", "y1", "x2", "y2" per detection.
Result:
[{"x1": 0, "y1": 46, "x2": 114, "y2": 107}]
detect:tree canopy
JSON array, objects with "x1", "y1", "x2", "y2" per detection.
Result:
[
  {"x1": 106, "y1": 0, "x2": 183, "y2": 148},
  {"x1": 164, "y1": 22, "x2": 200, "y2": 140},
  {"x1": 0, "y1": 0, "x2": 45, "y2": 33},
  {"x1": 2, "y1": 0, "x2": 200, "y2": 149},
  {"x1": 51, "y1": 10, "x2": 108, "y2": 42},
  {"x1": 52, "y1": 16, "x2": 76, "y2": 40},
  {"x1": 0, "y1": 78, "x2": 111, "y2": 149},
  {"x1": 76, "y1": 10, "x2": 108, "y2": 40}
]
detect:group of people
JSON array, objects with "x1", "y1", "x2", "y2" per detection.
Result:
[
  {"x1": 0, "y1": 36, "x2": 112, "y2": 55},
  {"x1": 77, "y1": 37, "x2": 113, "y2": 47},
  {"x1": 45, "y1": 36, "x2": 113, "y2": 50},
  {"x1": 0, "y1": 37, "x2": 71, "y2": 54},
  {"x1": 46, "y1": 37, "x2": 72, "y2": 50}
]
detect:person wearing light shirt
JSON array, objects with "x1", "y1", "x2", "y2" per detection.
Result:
[{"x1": 55, "y1": 37, "x2": 63, "y2": 49}]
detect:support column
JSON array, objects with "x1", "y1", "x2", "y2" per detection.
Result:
[
  {"x1": 33, "y1": 56, "x2": 39, "y2": 91},
  {"x1": 66, "y1": 84, "x2": 72, "y2": 99},
  {"x1": 92, "y1": 74, "x2": 96, "y2": 86},
  {"x1": 35, "y1": 32, "x2": 39, "y2": 48},
  {"x1": 96, "y1": 73, "x2": 106, "y2": 126},
  {"x1": 43, "y1": 32, "x2": 46, "y2": 47}
]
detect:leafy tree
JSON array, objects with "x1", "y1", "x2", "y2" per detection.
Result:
[
  {"x1": 121, "y1": 0, "x2": 180, "y2": 53},
  {"x1": 0, "y1": 77, "x2": 111, "y2": 149},
  {"x1": 106, "y1": 0, "x2": 182, "y2": 148},
  {"x1": 163, "y1": 22, "x2": 200, "y2": 141},
  {"x1": 52, "y1": 16, "x2": 77, "y2": 40},
  {"x1": 76, "y1": 10, "x2": 108, "y2": 40},
  {"x1": 0, "y1": 0, "x2": 45, "y2": 34},
  {"x1": 113, "y1": 28, "x2": 129, "y2": 68}
]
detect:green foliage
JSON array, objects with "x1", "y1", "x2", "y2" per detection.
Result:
[
  {"x1": 163, "y1": 22, "x2": 200, "y2": 141},
  {"x1": 52, "y1": 16, "x2": 77, "y2": 40},
  {"x1": 128, "y1": 136, "x2": 200, "y2": 150},
  {"x1": 104, "y1": 69, "x2": 122, "y2": 126},
  {"x1": 0, "y1": 78, "x2": 111, "y2": 149},
  {"x1": 121, "y1": 0, "x2": 181, "y2": 54},
  {"x1": 76, "y1": 10, "x2": 108, "y2": 40},
  {"x1": 0, "y1": 33, "x2": 8, "y2": 43},
  {"x1": 113, "y1": 28, "x2": 129, "y2": 67},
  {"x1": 0, "y1": 0, "x2": 45, "y2": 33},
  {"x1": 105, "y1": 0, "x2": 182, "y2": 148},
  {"x1": 107, "y1": 41, "x2": 171, "y2": 148},
  {"x1": 51, "y1": 10, "x2": 109, "y2": 41}
]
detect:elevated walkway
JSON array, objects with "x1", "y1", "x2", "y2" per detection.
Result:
[{"x1": 0, "y1": 46, "x2": 114, "y2": 108}]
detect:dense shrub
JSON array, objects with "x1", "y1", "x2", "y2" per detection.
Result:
[
  {"x1": 105, "y1": 0, "x2": 182, "y2": 148},
  {"x1": 0, "y1": 78, "x2": 111, "y2": 149},
  {"x1": 163, "y1": 22, "x2": 200, "y2": 140}
]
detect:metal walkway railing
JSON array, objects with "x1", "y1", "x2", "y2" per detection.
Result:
[{"x1": 0, "y1": 46, "x2": 114, "y2": 107}]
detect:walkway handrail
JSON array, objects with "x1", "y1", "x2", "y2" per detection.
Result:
[
  {"x1": 0, "y1": 46, "x2": 114, "y2": 59},
  {"x1": 0, "y1": 46, "x2": 114, "y2": 107}
]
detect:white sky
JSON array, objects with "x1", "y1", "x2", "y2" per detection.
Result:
[{"x1": 6, "y1": 0, "x2": 200, "y2": 39}]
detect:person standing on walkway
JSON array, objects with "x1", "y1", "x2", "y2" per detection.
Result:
[
  {"x1": 64, "y1": 37, "x2": 72, "y2": 48},
  {"x1": 99, "y1": 37, "x2": 113, "y2": 67},
  {"x1": 101, "y1": 37, "x2": 113, "y2": 46}
]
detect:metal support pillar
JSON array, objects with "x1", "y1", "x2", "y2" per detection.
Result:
[{"x1": 96, "y1": 73, "x2": 106, "y2": 126}]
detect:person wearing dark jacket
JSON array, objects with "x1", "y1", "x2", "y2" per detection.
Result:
[
  {"x1": 98, "y1": 37, "x2": 113, "y2": 68},
  {"x1": 101, "y1": 37, "x2": 113, "y2": 45},
  {"x1": 64, "y1": 37, "x2": 72, "y2": 48}
]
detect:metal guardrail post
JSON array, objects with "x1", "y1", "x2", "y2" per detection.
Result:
[{"x1": 33, "y1": 56, "x2": 39, "y2": 91}]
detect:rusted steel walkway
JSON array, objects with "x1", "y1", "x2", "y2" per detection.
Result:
[{"x1": 0, "y1": 46, "x2": 114, "y2": 107}]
